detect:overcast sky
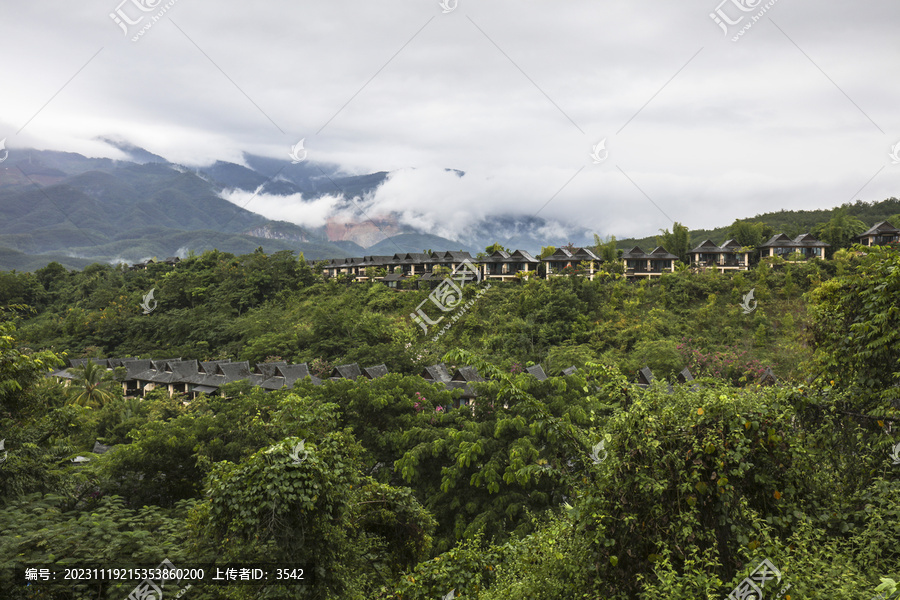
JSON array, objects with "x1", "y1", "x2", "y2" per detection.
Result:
[{"x1": 2, "y1": 0, "x2": 899, "y2": 239}]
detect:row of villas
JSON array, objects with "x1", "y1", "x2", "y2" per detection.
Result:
[
  {"x1": 321, "y1": 221, "x2": 899, "y2": 283},
  {"x1": 51, "y1": 358, "x2": 780, "y2": 410},
  {"x1": 49, "y1": 357, "x2": 578, "y2": 407}
]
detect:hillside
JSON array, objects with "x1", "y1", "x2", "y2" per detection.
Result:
[{"x1": 0, "y1": 246, "x2": 898, "y2": 598}]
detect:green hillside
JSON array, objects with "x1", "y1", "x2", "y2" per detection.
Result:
[{"x1": 1, "y1": 245, "x2": 898, "y2": 598}]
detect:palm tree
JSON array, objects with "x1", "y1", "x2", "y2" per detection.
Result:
[{"x1": 68, "y1": 360, "x2": 119, "y2": 408}]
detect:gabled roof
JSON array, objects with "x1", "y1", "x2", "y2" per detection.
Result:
[
  {"x1": 793, "y1": 233, "x2": 829, "y2": 247},
  {"x1": 720, "y1": 238, "x2": 743, "y2": 248},
  {"x1": 123, "y1": 359, "x2": 153, "y2": 379},
  {"x1": 452, "y1": 366, "x2": 484, "y2": 383},
  {"x1": 169, "y1": 360, "x2": 200, "y2": 382},
  {"x1": 331, "y1": 363, "x2": 362, "y2": 380},
  {"x1": 677, "y1": 367, "x2": 694, "y2": 383},
  {"x1": 92, "y1": 441, "x2": 115, "y2": 454},
  {"x1": 571, "y1": 247, "x2": 601, "y2": 261},
  {"x1": 689, "y1": 239, "x2": 719, "y2": 252},
  {"x1": 545, "y1": 248, "x2": 574, "y2": 260},
  {"x1": 253, "y1": 362, "x2": 288, "y2": 378},
  {"x1": 562, "y1": 366, "x2": 578, "y2": 376},
  {"x1": 422, "y1": 364, "x2": 453, "y2": 383},
  {"x1": 621, "y1": 246, "x2": 648, "y2": 259},
  {"x1": 758, "y1": 366, "x2": 777, "y2": 386},
  {"x1": 759, "y1": 233, "x2": 792, "y2": 247},
  {"x1": 857, "y1": 220, "x2": 899, "y2": 237},
  {"x1": 637, "y1": 366, "x2": 654, "y2": 385},
  {"x1": 510, "y1": 249, "x2": 539, "y2": 262},
  {"x1": 276, "y1": 363, "x2": 321, "y2": 387},
  {"x1": 648, "y1": 247, "x2": 678, "y2": 260},
  {"x1": 217, "y1": 361, "x2": 251, "y2": 382},
  {"x1": 363, "y1": 364, "x2": 389, "y2": 379},
  {"x1": 525, "y1": 364, "x2": 548, "y2": 381}
]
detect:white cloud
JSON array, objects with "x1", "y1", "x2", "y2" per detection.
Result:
[{"x1": 0, "y1": 0, "x2": 897, "y2": 241}]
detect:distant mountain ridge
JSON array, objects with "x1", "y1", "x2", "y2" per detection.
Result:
[
  {"x1": 0, "y1": 144, "x2": 590, "y2": 270},
  {"x1": 4, "y1": 143, "x2": 894, "y2": 273}
]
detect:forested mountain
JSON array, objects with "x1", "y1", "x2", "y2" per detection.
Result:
[
  {"x1": 619, "y1": 197, "x2": 900, "y2": 252},
  {"x1": 0, "y1": 244, "x2": 898, "y2": 598}
]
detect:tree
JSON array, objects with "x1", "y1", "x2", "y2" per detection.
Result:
[
  {"x1": 813, "y1": 206, "x2": 867, "y2": 251},
  {"x1": 728, "y1": 219, "x2": 773, "y2": 247},
  {"x1": 0, "y1": 315, "x2": 64, "y2": 419},
  {"x1": 478, "y1": 242, "x2": 511, "y2": 259},
  {"x1": 67, "y1": 359, "x2": 120, "y2": 408},
  {"x1": 656, "y1": 222, "x2": 691, "y2": 263},
  {"x1": 591, "y1": 234, "x2": 620, "y2": 263}
]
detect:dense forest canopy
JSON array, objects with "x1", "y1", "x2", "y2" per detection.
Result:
[{"x1": 0, "y1": 235, "x2": 898, "y2": 599}]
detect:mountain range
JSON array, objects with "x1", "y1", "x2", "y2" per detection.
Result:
[
  {"x1": 0, "y1": 142, "x2": 595, "y2": 271},
  {"x1": 1, "y1": 142, "x2": 898, "y2": 272}
]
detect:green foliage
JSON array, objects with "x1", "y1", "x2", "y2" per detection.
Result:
[
  {"x1": 813, "y1": 206, "x2": 868, "y2": 251},
  {"x1": 807, "y1": 245, "x2": 900, "y2": 408},
  {"x1": 67, "y1": 358, "x2": 121, "y2": 408},
  {"x1": 728, "y1": 219, "x2": 774, "y2": 247},
  {"x1": 3, "y1": 240, "x2": 900, "y2": 599},
  {"x1": 656, "y1": 221, "x2": 691, "y2": 263}
]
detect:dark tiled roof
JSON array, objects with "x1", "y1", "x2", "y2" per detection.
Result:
[
  {"x1": 422, "y1": 364, "x2": 453, "y2": 383},
  {"x1": 331, "y1": 363, "x2": 362, "y2": 380},
  {"x1": 760, "y1": 233, "x2": 828, "y2": 248},
  {"x1": 525, "y1": 364, "x2": 548, "y2": 380},
  {"x1": 571, "y1": 247, "x2": 601, "y2": 261},
  {"x1": 254, "y1": 362, "x2": 288, "y2": 378},
  {"x1": 857, "y1": 220, "x2": 899, "y2": 237},
  {"x1": 562, "y1": 366, "x2": 578, "y2": 376},
  {"x1": 637, "y1": 366, "x2": 654, "y2": 385},
  {"x1": 689, "y1": 239, "x2": 720, "y2": 253},
  {"x1": 677, "y1": 367, "x2": 694, "y2": 383},
  {"x1": 92, "y1": 441, "x2": 114, "y2": 454},
  {"x1": 545, "y1": 248, "x2": 574, "y2": 260},
  {"x1": 363, "y1": 364, "x2": 389, "y2": 379},
  {"x1": 648, "y1": 247, "x2": 678, "y2": 260},
  {"x1": 510, "y1": 249, "x2": 539, "y2": 262},
  {"x1": 621, "y1": 247, "x2": 648, "y2": 259},
  {"x1": 793, "y1": 234, "x2": 829, "y2": 247},
  {"x1": 758, "y1": 367, "x2": 777, "y2": 386},
  {"x1": 452, "y1": 366, "x2": 484, "y2": 383},
  {"x1": 277, "y1": 363, "x2": 321, "y2": 387}
]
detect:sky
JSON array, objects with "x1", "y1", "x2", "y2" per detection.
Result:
[{"x1": 1, "y1": 0, "x2": 899, "y2": 240}]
